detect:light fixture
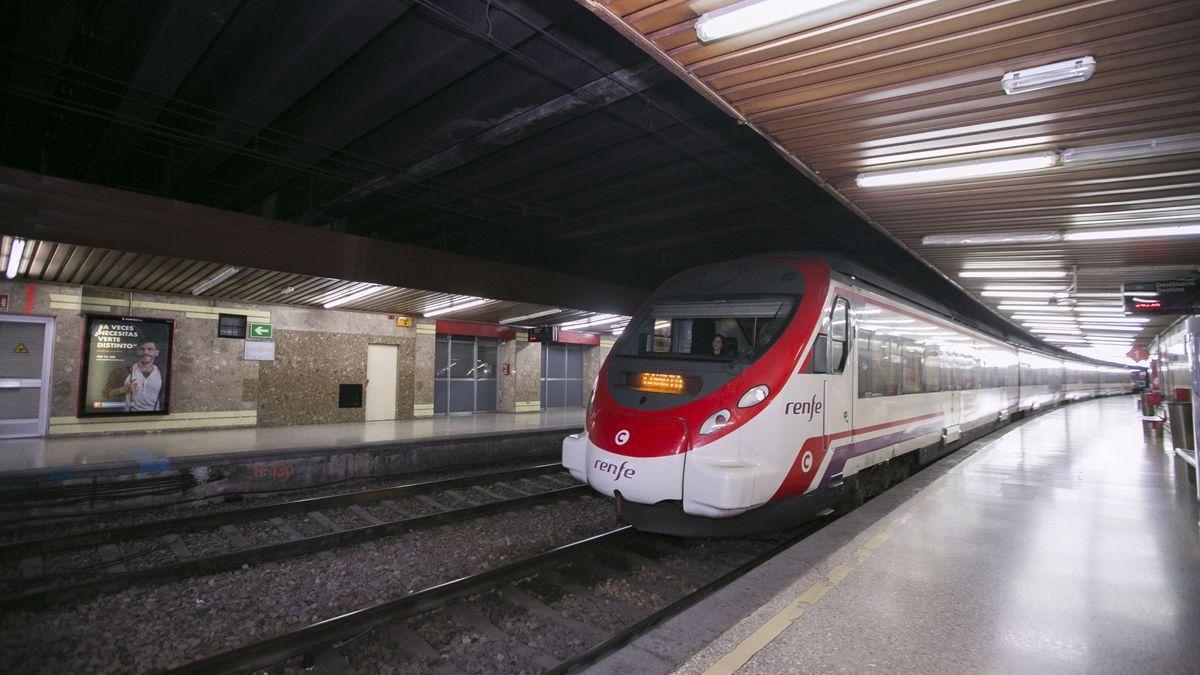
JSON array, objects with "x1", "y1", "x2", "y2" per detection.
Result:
[
  {"x1": 499, "y1": 308, "x2": 561, "y2": 325},
  {"x1": 694, "y1": 0, "x2": 845, "y2": 42},
  {"x1": 280, "y1": 286, "x2": 296, "y2": 295},
  {"x1": 982, "y1": 291, "x2": 1065, "y2": 299},
  {"x1": 1060, "y1": 133, "x2": 1200, "y2": 164},
  {"x1": 1079, "y1": 324, "x2": 1143, "y2": 332},
  {"x1": 191, "y1": 266, "x2": 241, "y2": 295},
  {"x1": 857, "y1": 151, "x2": 1058, "y2": 188},
  {"x1": 1001, "y1": 56, "x2": 1095, "y2": 95},
  {"x1": 5, "y1": 237, "x2": 25, "y2": 280},
  {"x1": 962, "y1": 270, "x2": 1067, "y2": 279},
  {"x1": 1121, "y1": 290, "x2": 1158, "y2": 297},
  {"x1": 1011, "y1": 315, "x2": 1079, "y2": 322},
  {"x1": 997, "y1": 304, "x2": 1071, "y2": 312},
  {"x1": 1073, "y1": 306, "x2": 1126, "y2": 313},
  {"x1": 962, "y1": 260, "x2": 1063, "y2": 269},
  {"x1": 1064, "y1": 224, "x2": 1200, "y2": 241},
  {"x1": 558, "y1": 314, "x2": 626, "y2": 330},
  {"x1": 423, "y1": 298, "x2": 486, "y2": 317},
  {"x1": 984, "y1": 285, "x2": 1069, "y2": 292},
  {"x1": 1079, "y1": 317, "x2": 1150, "y2": 324},
  {"x1": 324, "y1": 284, "x2": 384, "y2": 309},
  {"x1": 923, "y1": 232, "x2": 1062, "y2": 246},
  {"x1": 1043, "y1": 336, "x2": 1086, "y2": 343}
]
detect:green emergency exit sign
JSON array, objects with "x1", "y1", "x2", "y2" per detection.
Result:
[{"x1": 249, "y1": 322, "x2": 273, "y2": 339}]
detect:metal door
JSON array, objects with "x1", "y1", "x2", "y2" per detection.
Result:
[
  {"x1": 541, "y1": 344, "x2": 584, "y2": 408},
  {"x1": 433, "y1": 335, "x2": 497, "y2": 415},
  {"x1": 0, "y1": 316, "x2": 53, "y2": 438}
]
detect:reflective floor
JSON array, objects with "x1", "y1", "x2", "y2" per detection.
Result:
[
  {"x1": 682, "y1": 395, "x2": 1200, "y2": 673},
  {"x1": 0, "y1": 408, "x2": 584, "y2": 473}
]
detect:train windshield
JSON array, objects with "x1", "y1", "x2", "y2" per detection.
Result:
[{"x1": 626, "y1": 297, "x2": 794, "y2": 362}]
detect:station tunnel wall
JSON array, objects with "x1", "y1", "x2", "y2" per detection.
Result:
[{"x1": 0, "y1": 281, "x2": 608, "y2": 436}]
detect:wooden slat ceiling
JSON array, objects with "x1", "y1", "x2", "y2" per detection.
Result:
[
  {"x1": 582, "y1": 0, "x2": 1200, "y2": 354},
  {"x1": 0, "y1": 237, "x2": 601, "y2": 328}
]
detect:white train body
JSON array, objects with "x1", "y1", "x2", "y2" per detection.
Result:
[{"x1": 563, "y1": 255, "x2": 1134, "y2": 535}]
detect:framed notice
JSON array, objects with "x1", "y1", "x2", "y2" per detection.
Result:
[{"x1": 78, "y1": 316, "x2": 174, "y2": 416}]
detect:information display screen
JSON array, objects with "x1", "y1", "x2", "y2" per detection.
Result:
[
  {"x1": 1123, "y1": 278, "x2": 1199, "y2": 315},
  {"x1": 79, "y1": 316, "x2": 174, "y2": 416}
]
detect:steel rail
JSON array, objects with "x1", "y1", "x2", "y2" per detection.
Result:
[
  {"x1": 0, "y1": 462, "x2": 564, "y2": 560},
  {"x1": 0, "y1": 484, "x2": 590, "y2": 611},
  {"x1": 167, "y1": 527, "x2": 637, "y2": 675}
]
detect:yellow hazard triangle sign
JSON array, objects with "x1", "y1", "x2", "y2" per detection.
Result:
[{"x1": 13, "y1": 343, "x2": 28, "y2": 354}]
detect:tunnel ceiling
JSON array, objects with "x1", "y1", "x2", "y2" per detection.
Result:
[
  {"x1": 577, "y1": 0, "x2": 1200, "y2": 352},
  {"x1": 0, "y1": 0, "x2": 1157, "y2": 351}
]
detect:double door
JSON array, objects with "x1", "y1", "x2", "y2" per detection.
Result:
[
  {"x1": 434, "y1": 335, "x2": 497, "y2": 414},
  {"x1": 541, "y1": 344, "x2": 584, "y2": 408}
]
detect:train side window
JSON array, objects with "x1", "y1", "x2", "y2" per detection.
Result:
[{"x1": 829, "y1": 298, "x2": 850, "y2": 374}]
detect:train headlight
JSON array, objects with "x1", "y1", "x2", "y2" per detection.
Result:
[
  {"x1": 738, "y1": 385, "x2": 770, "y2": 408},
  {"x1": 700, "y1": 409, "x2": 732, "y2": 435}
]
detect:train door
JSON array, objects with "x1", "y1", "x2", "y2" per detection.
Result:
[{"x1": 825, "y1": 297, "x2": 853, "y2": 449}]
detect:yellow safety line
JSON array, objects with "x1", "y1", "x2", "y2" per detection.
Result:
[{"x1": 701, "y1": 484, "x2": 951, "y2": 675}]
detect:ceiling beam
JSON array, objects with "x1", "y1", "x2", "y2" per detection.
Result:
[{"x1": 0, "y1": 166, "x2": 648, "y2": 315}]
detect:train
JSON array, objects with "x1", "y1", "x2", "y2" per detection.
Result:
[{"x1": 562, "y1": 253, "x2": 1135, "y2": 536}]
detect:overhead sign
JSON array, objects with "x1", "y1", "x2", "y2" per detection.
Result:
[
  {"x1": 1123, "y1": 278, "x2": 1199, "y2": 315},
  {"x1": 248, "y1": 322, "x2": 273, "y2": 339},
  {"x1": 528, "y1": 326, "x2": 559, "y2": 343}
]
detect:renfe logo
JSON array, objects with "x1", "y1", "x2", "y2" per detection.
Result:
[
  {"x1": 614, "y1": 429, "x2": 630, "y2": 446},
  {"x1": 785, "y1": 394, "x2": 824, "y2": 421},
  {"x1": 594, "y1": 459, "x2": 636, "y2": 482}
]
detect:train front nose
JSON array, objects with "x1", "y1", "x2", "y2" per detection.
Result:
[{"x1": 561, "y1": 408, "x2": 688, "y2": 505}]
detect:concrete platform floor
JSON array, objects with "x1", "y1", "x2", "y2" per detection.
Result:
[
  {"x1": 0, "y1": 408, "x2": 583, "y2": 474},
  {"x1": 591, "y1": 395, "x2": 1200, "y2": 674}
]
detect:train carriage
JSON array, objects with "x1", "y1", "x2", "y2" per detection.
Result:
[{"x1": 562, "y1": 254, "x2": 1133, "y2": 536}]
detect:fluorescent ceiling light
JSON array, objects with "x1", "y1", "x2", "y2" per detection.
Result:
[
  {"x1": 192, "y1": 266, "x2": 241, "y2": 295},
  {"x1": 1064, "y1": 224, "x2": 1200, "y2": 241},
  {"x1": 857, "y1": 151, "x2": 1058, "y2": 188},
  {"x1": 324, "y1": 284, "x2": 384, "y2": 309},
  {"x1": 982, "y1": 291, "x2": 1064, "y2": 299},
  {"x1": 1074, "y1": 306, "x2": 1126, "y2": 313},
  {"x1": 984, "y1": 285, "x2": 1069, "y2": 292},
  {"x1": 1080, "y1": 324, "x2": 1143, "y2": 332},
  {"x1": 1011, "y1": 315, "x2": 1078, "y2": 322},
  {"x1": 1001, "y1": 56, "x2": 1095, "y2": 95},
  {"x1": 423, "y1": 298, "x2": 486, "y2": 317},
  {"x1": 694, "y1": 0, "x2": 845, "y2": 42},
  {"x1": 923, "y1": 232, "x2": 1061, "y2": 246},
  {"x1": 1081, "y1": 317, "x2": 1150, "y2": 324},
  {"x1": 1044, "y1": 336, "x2": 1086, "y2": 343},
  {"x1": 962, "y1": 260, "x2": 1063, "y2": 269},
  {"x1": 558, "y1": 314, "x2": 625, "y2": 330},
  {"x1": 1121, "y1": 290, "x2": 1158, "y2": 297},
  {"x1": 962, "y1": 270, "x2": 1067, "y2": 279},
  {"x1": 5, "y1": 237, "x2": 25, "y2": 280},
  {"x1": 1060, "y1": 133, "x2": 1200, "y2": 164},
  {"x1": 499, "y1": 308, "x2": 561, "y2": 325},
  {"x1": 1071, "y1": 293, "x2": 1122, "y2": 299},
  {"x1": 997, "y1": 304, "x2": 1070, "y2": 312}
]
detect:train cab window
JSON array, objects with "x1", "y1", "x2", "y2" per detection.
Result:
[
  {"x1": 829, "y1": 298, "x2": 849, "y2": 373},
  {"x1": 628, "y1": 297, "x2": 794, "y2": 363}
]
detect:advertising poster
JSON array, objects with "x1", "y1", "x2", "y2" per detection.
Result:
[{"x1": 79, "y1": 316, "x2": 174, "y2": 416}]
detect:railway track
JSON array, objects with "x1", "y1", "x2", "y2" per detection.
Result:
[
  {"x1": 0, "y1": 463, "x2": 582, "y2": 609},
  {"x1": 168, "y1": 523, "x2": 816, "y2": 674}
]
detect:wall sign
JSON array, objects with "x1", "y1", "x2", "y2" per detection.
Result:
[
  {"x1": 248, "y1": 322, "x2": 273, "y2": 339},
  {"x1": 243, "y1": 340, "x2": 276, "y2": 361},
  {"x1": 0, "y1": 294, "x2": 8, "y2": 311},
  {"x1": 395, "y1": 316, "x2": 413, "y2": 328},
  {"x1": 79, "y1": 316, "x2": 174, "y2": 416}
]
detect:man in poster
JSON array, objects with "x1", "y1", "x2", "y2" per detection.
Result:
[{"x1": 103, "y1": 339, "x2": 168, "y2": 411}]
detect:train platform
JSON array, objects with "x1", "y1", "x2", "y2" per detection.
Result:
[
  {"x1": 590, "y1": 395, "x2": 1200, "y2": 674},
  {"x1": 0, "y1": 409, "x2": 583, "y2": 516}
]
